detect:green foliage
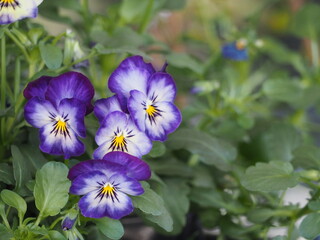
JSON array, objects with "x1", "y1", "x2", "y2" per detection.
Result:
[
  {"x1": 1, "y1": 189, "x2": 27, "y2": 224},
  {"x1": 94, "y1": 218, "x2": 124, "y2": 240},
  {"x1": 299, "y1": 213, "x2": 320, "y2": 239},
  {"x1": 39, "y1": 43, "x2": 63, "y2": 70},
  {"x1": 34, "y1": 162, "x2": 71, "y2": 217},
  {"x1": 241, "y1": 161, "x2": 300, "y2": 192}
]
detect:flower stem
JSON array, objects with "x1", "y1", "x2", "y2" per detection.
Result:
[
  {"x1": 1, "y1": 35, "x2": 6, "y2": 143},
  {"x1": 4, "y1": 29, "x2": 30, "y2": 62},
  {"x1": 14, "y1": 57, "x2": 21, "y2": 100},
  {"x1": 34, "y1": 212, "x2": 43, "y2": 227}
]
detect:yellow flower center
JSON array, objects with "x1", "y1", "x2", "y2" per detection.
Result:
[
  {"x1": 56, "y1": 120, "x2": 67, "y2": 132},
  {"x1": 236, "y1": 40, "x2": 247, "y2": 50},
  {"x1": 109, "y1": 134, "x2": 127, "y2": 152},
  {"x1": 51, "y1": 119, "x2": 70, "y2": 138},
  {"x1": 101, "y1": 184, "x2": 115, "y2": 196},
  {"x1": 146, "y1": 105, "x2": 157, "y2": 117},
  {"x1": 0, "y1": 0, "x2": 19, "y2": 8}
]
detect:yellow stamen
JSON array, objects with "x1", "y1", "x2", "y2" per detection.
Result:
[
  {"x1": 101, "y1": 184, "x2": 115, "y2": 196},
  {"x1": 236, "y1": 39, "x2": 247, "y2": 50},
  {"x1": 0, "y1": 0, "x2": 16, "y2": 3},
  {"x1": 146, "y1": 105, "x2": 157, "y2": 117},
  {"x1": 56, "y1": 120, "x2": 67, "y2": 133}
]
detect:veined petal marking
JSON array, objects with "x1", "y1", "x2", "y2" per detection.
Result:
[
  {"x1": 95, "y1": 182, "x2": 120, "y2": 203},
  {"x1": 49, "y1": 112, "x2": 71, "y2": 139},
  {"x1": 0, "y1": 0, "x2": 19, "y2": 9}
]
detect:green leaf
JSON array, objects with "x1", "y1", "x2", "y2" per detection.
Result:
[
  {"x1": 1, "y1": 189, "x2": 27, "y2": 224},
  {"x1": 290, "y1": 3, "x2": 320, "y2": 39},
  {"x1": 0, "y1": 106, "x2": 14, "y2": 117},
  {"x1": 0, "y1": 163, "x2": 14, "y2": 185},
  {"x1": 148, "y1": 158, "x2": 193, "y2": 178},
  {"x1": 94, "y1": 44, "x2": 149, "y2": 59},
  {"x1": 308, "y1": 200, "x2": 320, "y2": 211},
  {"x1": 293, "y1": 145, "x2": 320, "y2": 169},
  {"x1": 11, "y1": 145, "x2": 32, "y2": 194},
  {"x1": 263, "y1": 79, "x2": 302, "y2": 104},
  {"x1": 260, "y1": 123, "x2": 301, "y2": 162},
  {"x1": 132, "y1": 182, "x2": 163, "y2": 216},
  {"x1": 299, "y1": 213, "x2": 320, "y2": 239},
  {"x1": 95, "y1": 218, "x2": 124, "y2": 240},
  {"x1": 34, "y1": 162, "x2": 71, "y2": 217},
  {"x1": 241, "y1": 161, "x2": 299, "y2": 192},
  {"x1": 167, "y1": 53, "x2": 204, "y2": 75},
  {"x1": 120, "y1": 0, "x2": 149, "y2": 22},
  {"x1": 247, "y1": 208, "x2": 274, "y2": 223},
  {"x1": 148, "y1": 142, "x2": 166, "y2": 158},
  {"x1": 166, "y1": 129, "x2": 237, "y2": 171},
  {"x1": 0, "y1": 224, "x2": 13, "y2": 239},
  {"x1": 48, "y1": 230, "x2": 67, "y2": 240},
  {"x1": 19, "y1": 145, "x2": 47, "y2": 175},
  {"x1": 39, "y1": 43, "x2": 63, "y2": 70}
]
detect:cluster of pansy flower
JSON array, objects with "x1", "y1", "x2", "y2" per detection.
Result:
[
  {"x1": 221, "y1": 38, "x2": 249, "y2": 61},
  {"x1": 24, "y1": 56, "x2": 181, "y2": 220}
]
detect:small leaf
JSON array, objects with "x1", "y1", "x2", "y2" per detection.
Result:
[
  {"x1": 166, "y1": 129, "x2": 237, "y2": 171},
  {"x1": 148, "y1": 142, "x2": 166, "y2": 158},
  {"x1": 34, "y1": 162, "x2": 71, "y2": 217},
  {"x1": 299, "y1": 213, "x2": 320, "y2": 239},
  {"x1": 120, "y1": 0, "x2": 149, "y2": 22},
  {"x1": 48, "y1": 230, "x2": 67, "y2": 240},
  {"x1": 0, "y1": 224, "x2": 13, "y2": 239},
  {"x1": 39, "y1": 43, "x2": 63, "y2": 70},
  {"x1": 0, "y1": 163, "x2": 14, "y2": 185},
  {"x1": 132, "y1": 182, "x2": 163, "y2": 216},
  {"x1": 241, "y1": 161, "x2": 299, "y2": 192},
  {"x1": 247, "y1": 208, "x2": 274, "y2": 223},
  {"x1": 1, "y1": 190, "x2": 27, "y2": 224},
  {"x1": 148, "y1": 158, "x2": 193, "y2": 178},
  {"x1": 293, "y1": 145, "x2": 320, "y2": 169},
  {"x1": 95, "y1": 218, "x2": 124, "y2": 240},
  {"x1": 11, "y1": 145, "x2": 32, "y2": 194},
  {"x1": 167, "y1": 53, "x2": 204, "y2": 75}
]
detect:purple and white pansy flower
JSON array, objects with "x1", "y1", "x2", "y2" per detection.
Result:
[
  {"x1": 69, "y1": 159, "x2": 145, "y2": 219},
  {"x1": 93, "y1": 109, "x2": 152, "y2": 159},
  {"x1": 24, "y1": 71, "x2": 94, "y2": 115},
  {"x1": 0, "y1": 0, "x2": 43, "y2": 25},
  {"x1": 108, "y1": 56, "x2": 182, "y2": 141},
  {"x1": 24, "y1": 71, "x2": 94, "y2": 158},
  {"x1": 24, "y1": 97, "x2": 86, "y2": 159}
]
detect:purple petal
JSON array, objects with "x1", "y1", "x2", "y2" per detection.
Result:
[
  {"x1": 39, "y1": 123, "x2": 84, "y2": 159},
  {"x1": 78, "y1": 189, "x2": 133, "y2": 219},
  {"x1": 70, "y1": 170, "x2": 107, "y2": 195},
  {"x1": 45, "y1": 71, "x2": 94, "y2": 114},
  {"x1": 23, "y1": 76, "x2": 52, "y2": 100},
  {"x1": 58, "y1": 99, "x2": 86, "y2": 138},
  {"x1": 145, "y1": 102, "x2": 182, "y2": 141},
  {"x1": 68, "y1": 160, "x2": 124, "y2": 181},
  {"x1": 94, "y1": 95, "x2": 124, "y2": 123},
  {"x1": 108, "y1": 56, "x2": 155, "y2": 110},
  {"x1": 24, "y1": 97, "x2": 57, "y2": 128},
  {"x1": 102, "y1": 152, "x2": 151, "y2": 181},
  {"x1": 147, "y1": 72, "x2": 177, "y2": 102}
]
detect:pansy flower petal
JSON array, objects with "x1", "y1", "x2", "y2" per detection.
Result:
[
  {"x1": 58, "y1": 98, "x2": 86, "y2": 138},
  {"x1": 0, "y1": 0, "x2": 41, "y2": 25},
  {"x1": 39, "y1": 123, "x2": 84, "y2": 159},
  {"x1": 102, "y1": 152, "x2": 151, "y2": 181},
  {"x1": 70, "y1": 170, "x2": 108, "y2": 195},
  {"x1": 147, "y1": 72, "x2": 177, "y2": 102},
  {"x1": 68, "y1": 160, "x2": 124, "y2": 181},
  {"x1": 109, "y1": 173, "x2": 144, "y2": 196},
  {"x1": 24, "y1": 97, "x2": 57, "y2": 128},
  {"x1": 108, "y1": 56, "x2": 155, "y2": 109},
  {"x1": 94, "y1": 95, "x2": 124, "y2": 123},
  {"x1": 127, "y1": 90, "x2": 148, "y2": 131},
  {"x1": 45, "y1": 71, "x2": 94, "y2": 114},
  {"x1": 23, "y1": 76, "x2": 52, "y2": 100},
  {"x1": 78, "y1": 189, "x2": 133, "y2": 219},
  {"x1": 144, "y1": 101, "x2": 181, "y2": 141}
]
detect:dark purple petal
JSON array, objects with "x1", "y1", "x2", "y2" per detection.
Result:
[
  {"x1": 144, "y1": 101, "x2": 182, "y2": 141},
  {"x1": 108, "y1": 56, "x2": 155, "y2": 110},
  {"x1": 58, "y1": 99, "x2": 86, "y2": 138},
  {"x1": 24, "y1": 97, "x2": 57, "y2": 128},
  {"x1": 147, "y1": 72, "x2": 177, "y2": 102},
  {"x1": 78, "y1": 190, "x2": 133, "y2": 219},
  {"x1": 102, "y1": 152, "x2": 151, "y2": 181},
  {"x1": 45, "y1": 71, "x2": 94, "y2": 114},
  {"x1": 94, "y1": 95, "x2": 124, "y2": 123},
  {"x1": 68, "y1": 160, "x2": 124, "y2": 181},
  {"x1": 23, "y1": 76, "x2": 52, "y2": 100},
  {"x1": 39, "y1": 123, "x2": 85, "y2": 159}
]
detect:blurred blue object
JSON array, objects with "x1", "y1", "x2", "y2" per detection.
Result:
[{"x1": 222, "y1": 39, "x2": 248, "y2": 61}]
